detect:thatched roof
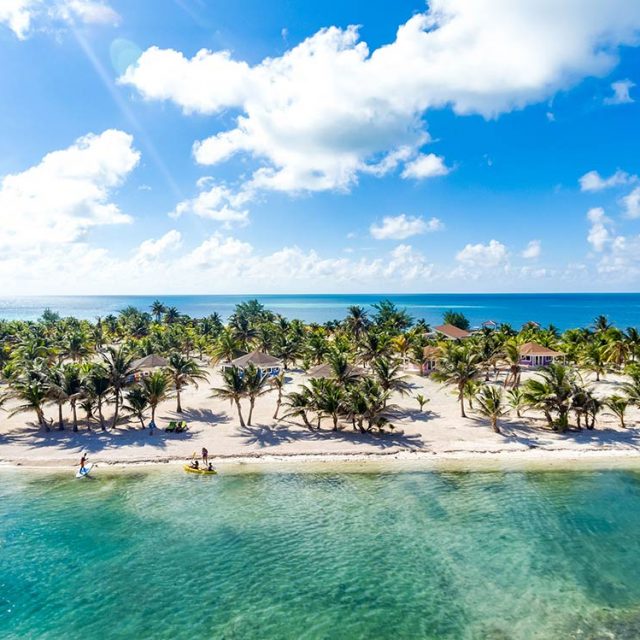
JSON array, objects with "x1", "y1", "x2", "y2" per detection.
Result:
[
  {"x1": 519, "y1": 342, "x2": 564, "y2": 357},
  {"x1": 307, "y1": 363, "x2": 365, "y2": 379},
  {"x1": 131, "y1": 354, "x2": 168, "y2": 369},
  {"x1": 423, "y1": 346, "x2": 440, "y2": 360},
  {"x1": 434, "y1": 324, "x2": 472, "y2": 339},
  {"x1": 229, "y1": 350, "x2": 282, "y2": 368}
]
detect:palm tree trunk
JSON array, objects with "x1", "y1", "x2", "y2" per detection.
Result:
[
  {"x1": 301, "y1": 411, "x2": 312, "y2": 430},
  {"x1": 492, "y1": 417, "x2": 500, "y2": 434},
  {"x1": 459, "y1": 389, "x2": 466, "y2": 418},
  {"x1": 111, "y1": 394, "x2": 120, "y2": 429},
  {"x1": 332, "y1": 414, "x2": 338, "y2": 431},
  {"x1": 273, "y1": 393, "x2": 282, "y2": 420},
  {"x1": 57, "y1": 402, "x2": 64, "y2": 430},
  {"x1": 72, "y1": 403, "x2": 78, "y2": 432},
  {"x1": 98, "y1": 398, "x2": 106, "y2": 431},
  {"x1": 176, "y1": 385, "x2": 182, "y2": 413},
  {"x1": 248, "y1": 398, "x2": 255, "y2": 426},
  {"x1": 235, "y1": 399, "x2": 246, "y2": 427}
]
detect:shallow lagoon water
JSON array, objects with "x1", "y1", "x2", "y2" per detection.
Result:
[{"x1": 2, "y1": 469, "x2": 640, "y2": 639}]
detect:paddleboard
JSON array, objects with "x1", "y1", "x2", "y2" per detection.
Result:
[
  {"x1": 76, "y1": 463, "x2": 94, "y2": 479},
  {"x1": 183, "y1": 464, "x2": 217, "y2": 476}
]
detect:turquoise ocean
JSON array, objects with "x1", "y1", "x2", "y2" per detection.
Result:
[
  {"x1": 0, "y1": 293, "x2": 639, "y2": 329},
  {"x1": 3, "y1": 468, "x2": 640, "y2": 639}
]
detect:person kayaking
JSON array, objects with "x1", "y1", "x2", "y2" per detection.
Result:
[
  {"x1": 189, "y1": 459, "x2": 199, "y2": 470},
  {"x1": 201, "y1": 447, "x2": 209, "y2": 466},
  {"x1": 207, "y1": 463, "x2": 214, "y2": 472},
  {"x1": 79, "y1": 454, "x2": 88, "y2": 473}
]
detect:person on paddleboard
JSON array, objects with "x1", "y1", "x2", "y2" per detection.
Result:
[
  {"x1": 79, "y1": 454, "x2": 88, "y2": 473},
  {"x1": 202, "y1": 447, "x2": 209, "y2": 466}
]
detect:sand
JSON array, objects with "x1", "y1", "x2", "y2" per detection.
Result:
[{"x1": 1, "y1": 365, "x2": 639, "y2": 472}]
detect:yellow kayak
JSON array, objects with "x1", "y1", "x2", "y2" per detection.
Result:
[{"x1": 183, "y1": 464, "x2": 217, "y2": 475}]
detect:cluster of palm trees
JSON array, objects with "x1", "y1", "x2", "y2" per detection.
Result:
[
  {"x1": 1, "y1": 331, "x2": 207, "y2": 432},
  {"x1": 1, "y1": 300, "x2": 639, "y2": 437}
]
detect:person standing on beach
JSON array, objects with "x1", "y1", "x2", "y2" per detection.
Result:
[{"x1": 202, "y1": 447, "x2": 209, "y2": 466}]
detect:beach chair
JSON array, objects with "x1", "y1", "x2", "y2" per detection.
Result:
[
  {"x1": 166, "y1": 421, "x2": 178, "y2": 432},
  {"x1": 175, "y1": 420, "x2": 188, "y2": 433}
]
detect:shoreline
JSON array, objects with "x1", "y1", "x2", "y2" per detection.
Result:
[{"x1": 4, "y1": 446, "x2": 640, "y2": 474}]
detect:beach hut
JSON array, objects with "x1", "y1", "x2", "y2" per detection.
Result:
[
  {"x1": 422, "y1": 346, "x2": 440, "y2": 375},
  {"x1": 518, "y1": 343, "x2": 565, "y2": 367},
  {"x1": 307, "y1": 362, "x2": 365, "y2": 380},
  {"x1": 223, "y1": 350, "x2": 283, "y2": 377},
  {"x1": 433, "y1": 324, "x2": 472, "y2": 340},
  {"x1": 131, "y1": 354, "x2": 169, "y2": 370}
]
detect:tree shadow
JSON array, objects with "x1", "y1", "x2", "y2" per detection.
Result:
[
  {"x1": 164, "y1": 407, "x2": 230, "y2": 426},
  {"x1": 235, "y1": 419, "x2": 427, "y2": 451}
]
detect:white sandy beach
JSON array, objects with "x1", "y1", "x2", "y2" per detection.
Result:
[{"x1": 2, "y1": 365, "x2": 640, "y2": 471}]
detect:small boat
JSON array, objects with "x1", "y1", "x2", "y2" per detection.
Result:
[
  {"x1": 183, "y1": 464, "x2": 217, "y2": 476},
  {"x1": 75, "y1": 463, "x2": 94, "y2": 479}
]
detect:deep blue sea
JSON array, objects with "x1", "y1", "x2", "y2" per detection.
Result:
[{"x1": 0, "y1": 293, "x2": 638, "y2": 329}]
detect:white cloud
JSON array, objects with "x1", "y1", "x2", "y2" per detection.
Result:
[
  {"x1": 170, "y1": 179, "x2": 249, "y2": 228},
  {"x1": 621, "y1": 186, "x2": 640, "y2": 218},
  {"x1": 0, "y1": 0, "x2": 119, "y2": 38},
  {"x1": 579, "y1": 169, "x2": 634, "y2": 191},
  {"x1": 604, "y1": 79, "x2": 635, "y2": 105},
  {"x1": 370, "y1": 214, "x2": 443, "y2": 240},
  {"x1": 121, "y1": 1, "x2": 640, "y2": 196},
  {"x1": 0, "y1": 129, "x2": 140, "y2": 251},
  {"x1": 401, "y1": 153, "x2": 451, "y2": 180},
  {"x1": 456, "y1": 239, "x2": 508, "y2": 267},
  {"x1": 521, "y1": 240, "x2": 541, "y2": 259},
  {"x1": 587, "y1": 207, "x2": 612, "y2": 251},
  {"x1": 134, "y1": 230, "x2": 182, "y2": 264},
  {"x1": 0, "y1": 0, "x2": 36, "y2": 39}
]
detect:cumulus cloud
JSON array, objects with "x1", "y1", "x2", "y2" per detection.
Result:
[
  {"x1": 401, "y1": 153, "x2": 451, "y2": 180},
  {"x1": 0, "y1": 129, "x2": 140, "y2": 251},
  {"x1": 579, "y1": 169, "x2": 634, "y2": 191},
  {"x1": 621, "y1": 186, "x2": 640, "y2": 218},
  {"x1": 586, "y1": 207, "x2": 612, "y2": 251},
  {"x1": 370, "y1": 214, "x2": 443, "y2": 240},
  {"x1": 521, "y1": 240, "x2": 541, "y2": 259},
  {"x1": 170, "y1": 178, "x2": 249, "y2": 228},
  {"x1": 456, "y1": 239, "x2": 508, "y2": 267},
  {"x1": 604, "y1": 79, "x2": 635, "y2": 105},
  {"x1": 0, "y1": 0, "x2": 119, "y2": 38},
  {"x1": 121, "y1": 1, "x2": 640, "y2": 197},
  {"x1": 134, "y1": 230, "x2": 182, "y2": 264}
]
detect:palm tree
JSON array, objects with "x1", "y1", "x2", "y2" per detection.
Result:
[
  {"x1": 580, "y1": 342, "x2": 607, "y2": 381},
  {"x1": 281, "y1": 388, "x2": 313, "y2": 429},
  {"x1": 212, "y1": 366, "x2": 247, "y2": 427},
  {"x1": 432, "y1": 344, "x2": 480, "y2": 417},
  {"x1": 372, "y1": 356, "x2": 411, "y2": 403},
  {"x1": 141, "y1": 370, "x2": 172, "y2": 425},
  {"x1": 344, "y1": 305, "x2": 370, "y2": 340},
  {"x1": 151, "y1": 300, "x2": 166, "y2": 323},
  {"x1": 271, "y1": 372, "x2": 286, "y2": 420},
  {"x1": 4, "y1": 376, "x2": 50, "y2": 430},
  {"x1": 522, "y1": 364, "x2": 576, "y2": 431},
  {"x1": 605, "y1": 395, "x2": 629, "y2": 429},
  {"x1": 475, "y1": 385, "x2": 507, "y2": 434},
  {"x1": 83, "y1": 364, "x2": 112, "y2": 431},
  {"x1": 165, "y1": 352, "x2": 208, "y2": 413},
  {"x1": 46, "y1": 365, "x2": 69, "y2": 430},
  {"x1": 210, "y1": 330, "x2": 241, "y2": 364},
  {"x1": 593, "y1": 315, "x2": 611, "y2": 333},
  {"x1": 61, "y1": 331, "x2": 92, "y2": 362},
  {"x1": 314, "y1": 378, "x2": 345, "y2": 431},
  {"x1": 415, "y1": 393, "x2": 429, "y2": 412},
  {"x1": 501, "y1": 340, "x2": 522, "y2": 388},
  {"x1": 102, "y1": 345, "x2": 137, "y2": 429},
  {"x1": 243, "y1": 364, "x2": 271, "y2": 425},
  {"x1": 506, "y1": 387, "x2": 525, "y2": 419},
  {"x1": 124, "y1": 386, "x2": 149, "y2": 429},
  {"x1": 164, "y1": 307, "x2": 181, "y2": 324}
]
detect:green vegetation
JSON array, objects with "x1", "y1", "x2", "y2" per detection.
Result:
[{"x1": 0, "y1": 301, "x2": 637, "y2": 436}]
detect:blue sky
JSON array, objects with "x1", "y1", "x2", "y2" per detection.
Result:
[{"x1": 1, "y1": 0, "x2": 639, "y2": 294}]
